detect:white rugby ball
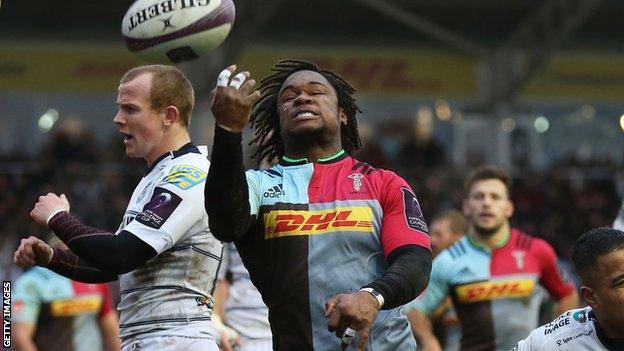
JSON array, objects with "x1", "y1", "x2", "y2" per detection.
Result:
[{"x1": 122, "y1": 0, "x2": 235, "y2": 64}]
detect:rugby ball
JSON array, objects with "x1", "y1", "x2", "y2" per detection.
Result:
[{"x1": 122, "y1": 0, "x2": 235, "y2": 64}]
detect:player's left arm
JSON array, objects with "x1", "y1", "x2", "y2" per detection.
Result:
[
  {"x1": 365, "y1": 174, "x2": 432, "y2": 307},
  {"x1": 326, "y1": 174, "x2": 431, "y2": 348},
  {"x1": 535, "y1": 239, "x2": 579, "y2": 315},
  {"x1": 30, "y1": 193, "x2": 158, "y2": 274}
]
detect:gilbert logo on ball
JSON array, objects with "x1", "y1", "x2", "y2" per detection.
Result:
[{"x1": 122, "y1": 0, "x2": 235, "y2": 64}]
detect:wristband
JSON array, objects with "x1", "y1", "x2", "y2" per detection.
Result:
[
  {"x1": 360, "y1": 287, "x2": 384, "y2": 308},
  {"x1": 46, "y1": 209, "x2": 68, "y2": 226}
]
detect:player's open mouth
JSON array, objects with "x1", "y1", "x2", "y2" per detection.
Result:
[
  {"x1": 293, "y1": 111, "x2": 318, "y2": 121},
  {"x1": 121, "y1": 133, "x2": 133, "y2": 142}
]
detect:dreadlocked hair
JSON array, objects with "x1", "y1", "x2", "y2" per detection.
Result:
[{"x1": 249, "y1": 59, "x2": 362, "y2": 163}]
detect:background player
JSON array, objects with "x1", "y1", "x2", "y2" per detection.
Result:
[
  {"x1": 214, "y1": 243, "x2": 273, "y2": 351},
  {"x1": 13, "y1": 238, "x2": 120, "y2": 351},
  {"x1": 430, "y1": 209, "x2": 468, "y2": 257},
  {"x1": 14, "y1": 65, "x2": 222, "y2": 351},
  {"x1": 513, "y1": 227, "x2": 624, "y2": 350},
  {"x1": 406, "y1": 165, "x2": 578, "y2": 351},
  {"x1": 204, "y1": 60, "x2": 432, "y2": 350},
  {"x1": 411, "y1": 209, "x2": 467, "y2": 351}
]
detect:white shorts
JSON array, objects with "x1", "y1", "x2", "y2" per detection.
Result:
[
  {"x1": 238, "y1": 339, "x2": 273, "y2": 351},
  {"x1": 121, "y1": 321, "x2": 219, "y2": 351}
]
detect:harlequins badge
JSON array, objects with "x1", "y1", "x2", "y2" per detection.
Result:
[{"x1": 348, "y1": 173, "x2": 364, "y2": 192}]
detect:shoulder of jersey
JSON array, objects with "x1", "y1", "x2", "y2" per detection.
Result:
[
  {"x1": 512, "y1": 230, "x2": 536, "y2": 250},
  {"x1": 349, "y1": 160, "x2": 380, "y2": 176},
  {"x1": 444, "y1": 237, "x2": 470, "y2": 260},
  {"x1": 162, "y1": 151, "x2": 209, "y2": 190},
  {"x1": 18, "y1": 266, "x2": 57, "y2": 283},
  {"x1": 538, "y1": 307, "x2": 593, "y2": 340},
  {"x1": 258, "y1": 167, "x2": 283, "y2": 179}
]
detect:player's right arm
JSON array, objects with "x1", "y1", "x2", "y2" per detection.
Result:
[
  {"x1": 13, "y1": 323, "x2": 37, "y2": 351},
  {"x1": 512, "y1": 324, "x2": 547, "y2": 351},
  {"x1": 406, "y1": 309, "x2": 442, "y2": 351},
  {"x1": 204, "y1": 66, "x2": 260, "y2": 242},
  {"x1": 404, "y1": 253, "x2": 452, "y2": 351}
]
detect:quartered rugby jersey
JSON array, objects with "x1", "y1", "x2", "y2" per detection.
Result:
[
  {"x1": 513, "y1": 307, "x2": 624, "y2": 351},
  {"x1": 409, "y1": 228, "x2": 574, "y2": 351},
  {"x1": 117, "y1": 143, "x2": 223, "y2": 342},
  {"x1": 236, "y1": 150, "x2": 431, "y2": 351},
  {"x1": 13, "y1": 267, "x2": 113, "y2": 351}
]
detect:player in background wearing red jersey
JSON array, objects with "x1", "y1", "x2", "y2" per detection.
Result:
[{"x1": 407, "y1": 165, "x2": 579, "y2": 351}]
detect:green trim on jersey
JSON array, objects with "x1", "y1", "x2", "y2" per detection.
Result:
[
  {"x1": 282, "y1": 149, "x2": 346, "y2": 164},
  {"x1": 467, "y1": 229, "x2": 511, "y2": 253}
]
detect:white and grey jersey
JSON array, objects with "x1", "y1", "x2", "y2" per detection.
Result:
[
  {"x1": 116, "y1": 144, "x2": 223, "y2": 342},
  {"x1": 512, "y1": 307, "x2": 613, "y2": 351},
  {"x1": 218, "y1": 243, "x2": 272, "y2": 343}
]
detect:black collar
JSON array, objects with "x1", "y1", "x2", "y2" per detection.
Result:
[{"x1": 144, "y1": 142, "x2": 199, "y2": 175}]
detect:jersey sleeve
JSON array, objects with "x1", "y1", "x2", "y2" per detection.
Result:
[
  {"x1": 534, "y1": 238, "x2": 575, "y2": 300},
  {"x1": 379, "y1": 172, "x2": 431, "y2": 257},
  {"x1": 512, "y1": 333, "x2": 536, "y2": 351},
  {"x1": 124, "y1": 163, "x2": 207, "y2": 253},
  {"x1": 404, "y1": 253, "x2": 449, "y2": 316},
  {"x1": 217, "y1": 243, "x2": 231, "y2": 281},
  {"x1": 246, "y1": 170, "x2": 263, "y2": 217},
  {"x1": 12, "y1": 274, "x2": 41, "y2": 324},
  {"x1": 98, "y1": 283, "x2": 114, "y2": 318}
]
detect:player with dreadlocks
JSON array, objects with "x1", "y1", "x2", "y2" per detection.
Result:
[{"x1": 205, "y1": 59, "x2": 432, "y2": 351}]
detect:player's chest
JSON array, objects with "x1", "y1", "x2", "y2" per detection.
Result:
[
  {"x1": 259, "y1": 166, "x2": 376, "y2": 206},
  {"x1": 450, "y1": 250, "x2": 542, "y2": 303}
]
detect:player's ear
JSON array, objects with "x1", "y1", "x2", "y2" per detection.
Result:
[
  {"x1": 163, "y1": 105, "x2": 180, "y2": 126},
  {"x1": 338, "y1": 107, "x2": 347, "y2": 126},
  {"x1": 506, "y1": 200, "x2": 514, "y2": 218},
  {"x1": 462, "y1": 199, "x2": 470, "y2": 217},
  {"x1": 579, "y1": 286, "x2": 596, "y2": 308}
]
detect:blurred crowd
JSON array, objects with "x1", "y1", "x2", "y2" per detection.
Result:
[{"x1": 1, "y1": 115, "x2": 620, "y2": 283}]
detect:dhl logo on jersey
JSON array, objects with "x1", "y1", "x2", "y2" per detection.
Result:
[
  {"x1": 455, "y1": 279, "x2": 535, "y2": 303},
  {"x1": 50, "y1": 296, "x2": 102, "y2": 317},
  {"x1": 264, "y1": 207, "x2": 374, "y2": 239}
]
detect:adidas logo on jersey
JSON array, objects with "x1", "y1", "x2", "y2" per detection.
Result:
[{"x1": 264, "y1": 184, "x2": 285, "y2": 198}]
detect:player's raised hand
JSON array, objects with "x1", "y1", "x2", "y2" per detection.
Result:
[
  {"x1": 210, "y1": 65, "x2": 261, "y2": 133},
  {"x1": 325, "y1": 291, "x2": 381, "y2": 351},
  {"x1": 30, "y1": 193, "x2": 70, "y2": 227},
  {"x1": 13, "y1": 236, "x2": 54, "y2": 268}
]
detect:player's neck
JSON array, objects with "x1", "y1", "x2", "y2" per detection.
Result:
[
  {"x1": 145, "y1": 130, "x2": 191, "y2": 167},
  {"x1": 597, "y1": 318, "x2": 624, "y2": 342},
  {"x1": 469, "y1": 223, "x2": 510, "y2": 250}
]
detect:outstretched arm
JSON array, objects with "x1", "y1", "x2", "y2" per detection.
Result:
[
  {"x1": 14, "y1": 236, "x2": 117, "y2": 283},
  {"x1": 204, "y1": 66, "x2": 260, "y2": 242},
  {"x1": 29, "y1": 194, "x2": 158, "y2": 274}
]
